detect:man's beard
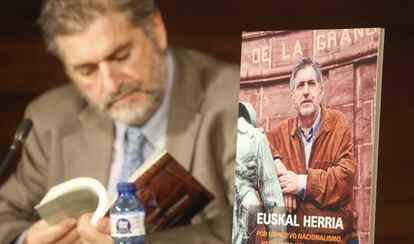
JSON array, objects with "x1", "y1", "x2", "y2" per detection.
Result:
[
  {"x1": 295, "y1": 96, "x2": 322, "y2": 118},
  {"x1": 100, "y1": 81, "x2": 165, "y2": 125},
  {"x1": 78, "y1": 52, "x2": 168, "y2": 125},
  {"x1": 299, "y1": 104, "x2": 317, "y2": 117}
]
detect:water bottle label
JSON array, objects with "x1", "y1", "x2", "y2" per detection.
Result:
[{"x1": 110, "y1": 212, "x2": 145, "y2": 237}]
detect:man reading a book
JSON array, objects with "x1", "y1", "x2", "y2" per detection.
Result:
[
  {"x1": 0, "y1": 0, "x2": 238, "y2": 243},
  {"x1": 266, "y1": 58, "x2": 359, "y2": 243}
]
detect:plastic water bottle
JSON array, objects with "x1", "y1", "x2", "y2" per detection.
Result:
[{"x1": 110, "y1": 182, "x2": 145, "y2": 244}]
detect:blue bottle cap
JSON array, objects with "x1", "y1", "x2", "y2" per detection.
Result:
[{"x1": 117, "y1": 182, "x2": 137, "y2": 193}]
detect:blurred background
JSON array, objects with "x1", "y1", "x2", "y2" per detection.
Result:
[{"x1": 0, "y1": 0, "x2": 413, "y2": 243}]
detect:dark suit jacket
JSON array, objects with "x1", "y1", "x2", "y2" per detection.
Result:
[{"x1": 0, "y1": 47, "x2": 239, "y2": 244}]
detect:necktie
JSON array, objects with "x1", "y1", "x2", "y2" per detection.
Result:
[{"x1": 119, "y1": 126, "x2": 146, "y2": 182}]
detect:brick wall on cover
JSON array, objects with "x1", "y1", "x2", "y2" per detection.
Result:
[{"x1": 240, "y1": 29, "x2": 380, "y2": 244}]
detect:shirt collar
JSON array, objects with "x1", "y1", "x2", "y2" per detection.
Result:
[{"x1": 299, "y1": 105, "x2": 321, "y2": 143}]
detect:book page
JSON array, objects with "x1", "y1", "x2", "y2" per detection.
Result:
[
  {"x1": 36, "y1": 189, "x2": 99, "y2": 225},
  {"x1": 35, "y1": 177, "x2": 109, "y2": 226}
]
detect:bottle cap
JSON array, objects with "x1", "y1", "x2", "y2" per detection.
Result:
[{"x1": 117, "y1": 182, "x2": 137, "y2": 193}]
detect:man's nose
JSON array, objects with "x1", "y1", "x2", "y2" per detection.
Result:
[
  {"x1": 99, "y1": 62, "x2": 121, "y2": 93},
  {"x1": 303, "y1": 83, "x2": 310, "y2": 96}
]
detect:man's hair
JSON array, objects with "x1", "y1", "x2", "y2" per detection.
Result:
[
  {"x1": 289, "y1": 57, "x2": 323, "y2": 91},
  {"x1": 38, "y1": 0, "x2": 158, "y2": 55}
]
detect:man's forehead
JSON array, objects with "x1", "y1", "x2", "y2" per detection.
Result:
[
  {"x1": 55, "y1": 12, "x2": 136, "y2": 66},
  {"x1": 295, "y1": 66, "x2": 317, "y2": 80}
]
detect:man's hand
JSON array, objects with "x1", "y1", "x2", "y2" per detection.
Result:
[
  {"x1": 283, "y1": 194, "x2": 297, "y2": 213},
  {"x1": 275, "y1": 162, "x2": 299, "y2": 195},
  {"x1": 275, "y1": 161, "x2": 298, "y2": 212},
  {"x1": 77, "y1": 213, "x2": 113, "y2": 244},
  {"x1": 279, "y1": 170, "x2": 299, "y2": 195},
  {"x1": 275, "y1": 161, "x2": 287, "y2": 175},
  {"x1": 25, "y1": 218, "x2": 80, "y2": 244}
]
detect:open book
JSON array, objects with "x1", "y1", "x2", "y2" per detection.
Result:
[{"x1": 35, "y1": 150, "x2": 213, "y2": 233}]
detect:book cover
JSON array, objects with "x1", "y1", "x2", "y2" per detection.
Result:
[
  {"x1": 233, "y1": 28, "x2": 384, "y2": 244},
  {"x1": 35, "y1": 150, "x2": 213, "y2": 233},
  {"x1": 132, "y1": 151, "x2": 214, "y2": 233}
]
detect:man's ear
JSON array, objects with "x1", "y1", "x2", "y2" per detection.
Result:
[{"x1": 151, "y1": 10, "x2": 167, "y2": 51}]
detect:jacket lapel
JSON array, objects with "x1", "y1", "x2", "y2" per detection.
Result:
[
  {"x1": 63, "y1": 105, "x2": 114, "y2": 185},
  {"x1": 166, "y1": 48, "x2": 203, "y2": 171}
]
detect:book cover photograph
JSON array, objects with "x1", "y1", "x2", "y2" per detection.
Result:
[{"x1": 233, "y1": 28, "x2": 384, "y2": 244}]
